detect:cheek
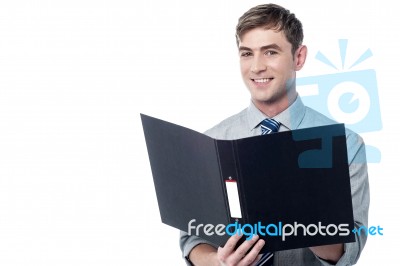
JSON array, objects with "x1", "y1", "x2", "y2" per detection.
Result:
[
  {"x1": 272, "y1": 63, "x2": 291, "y2": 79},
  {"x1": 240, "y1": 60, "x2": 251, "y2": 74},
  {"x1": 268, "y1": 60, "x2": 283, "y2": 69}
]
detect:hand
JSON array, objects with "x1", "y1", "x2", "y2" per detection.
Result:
[{"x1": 217, "y1": 234, "x2": 265, "y2": 266}]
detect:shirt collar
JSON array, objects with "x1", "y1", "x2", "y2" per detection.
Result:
[{"x1": 246, "y1": 95, "x2": 306, "y2": 131}]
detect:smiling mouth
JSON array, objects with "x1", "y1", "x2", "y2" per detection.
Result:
[{"x1": 251, "y1": 78, "x2": 273, "y2": 83}]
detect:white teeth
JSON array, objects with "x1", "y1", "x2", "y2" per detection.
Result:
[{"x1": 253, "y1": 78, "x2": 271, "y2": 83}]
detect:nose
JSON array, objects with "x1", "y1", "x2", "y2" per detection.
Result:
[{"x1": 251, "y1": 55, "x2": 266, "y2": 73}]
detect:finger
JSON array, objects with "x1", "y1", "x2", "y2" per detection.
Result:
[
  {"x1": 218, "y1": 233, "x2": 243, "y2": 260},
  {"x1": 229, "y1": 234, "x2": 260, "y2": 265},
  {"x1": 239, "y1": 239, "x2": 265, "y2": 266},
  {"x1": 249, "y1": 254, "x2": 263, "y2": 266}
]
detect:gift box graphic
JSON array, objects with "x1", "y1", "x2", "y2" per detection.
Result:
[{"x1": 295, "y1": 39, "x2": 382, "y2": 163}]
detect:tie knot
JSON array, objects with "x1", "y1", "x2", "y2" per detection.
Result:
[{"x1": 260, "y1": 118, "x2": 280, "y2": 135}]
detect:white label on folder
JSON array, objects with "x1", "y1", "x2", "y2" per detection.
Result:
[{"x1": 225, "y1": 179, "x2": 242, "y2": 218}]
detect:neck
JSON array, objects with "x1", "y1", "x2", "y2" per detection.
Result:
[{"x1": 253, "y1": 90, "x2": 298, "y2": 118}]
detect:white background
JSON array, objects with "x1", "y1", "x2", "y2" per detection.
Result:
[{"x1": 0, "y1": 0, "x2": 398, "y2": 265}]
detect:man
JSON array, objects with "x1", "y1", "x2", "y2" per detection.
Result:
[{"x1": 180, "y1": 3, "x2": 369, "y2": 265}]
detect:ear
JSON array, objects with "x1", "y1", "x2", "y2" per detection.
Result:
[{"x1": 294, "y1": 45, "x2": 307, "y2": 71}]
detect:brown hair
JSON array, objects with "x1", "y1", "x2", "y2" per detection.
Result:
[{"x1": 236, "y1": 4, "x2": 303, "y2": 55}]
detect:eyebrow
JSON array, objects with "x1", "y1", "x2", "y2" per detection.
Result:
[{"x1": 238, "y1": 44, "x2": 283, "y2": 52}]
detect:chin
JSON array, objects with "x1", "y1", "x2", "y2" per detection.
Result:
[{"x1": 250, "y1": 92, "x2": 274, "y2": 102}]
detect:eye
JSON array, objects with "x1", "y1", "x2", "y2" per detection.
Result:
[
  {"x1": 265, "y1": 50, "x2": 278, "y2": 56},
  {"x1": 240, "y1": 52, "x2": 252, "y2": 57}
]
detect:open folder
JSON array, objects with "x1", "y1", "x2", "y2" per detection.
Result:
[{"x1": 140, "y1": 114, "x2": 355, "y2": 252}]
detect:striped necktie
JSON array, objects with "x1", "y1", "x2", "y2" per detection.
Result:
[
  {"x1": 256, "y1": 118, "x2": 280, "y2": 266},
  {"x1": 260, "y1": 118, "x2": 280, "y2": 135}
]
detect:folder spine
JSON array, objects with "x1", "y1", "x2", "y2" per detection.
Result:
[
  {"x1": 232, "y1": 140, "x2": 249, "y2": 223},
  {"x1": 215, "y1": 140, "x2": 245, "y2": 225}
]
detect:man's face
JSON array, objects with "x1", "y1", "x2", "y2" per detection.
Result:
[{"x1": 239, "y1": 27, "x2": 305, "y2": 111}]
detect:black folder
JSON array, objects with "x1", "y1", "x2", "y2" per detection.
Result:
[{"x1": 140, "y1": 114, "x2": 355, "y2": 252}]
